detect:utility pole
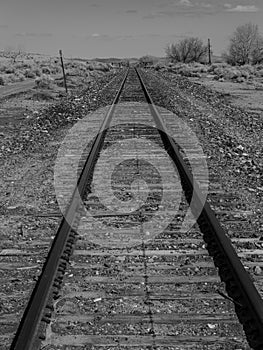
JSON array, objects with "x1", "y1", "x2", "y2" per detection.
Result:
[
  {"x1": 208, "y1": 38, "x2": 212, "y2": 65},
  {"x1": 59, "y1": 49, "x2": 68, "y2": 94}
]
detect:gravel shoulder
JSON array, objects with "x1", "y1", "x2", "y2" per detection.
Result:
[
  {"x1": 141, "y1": 68, "x2": 263, "y2": 282},
  {"x1": 0, "y1": 69, "x2": 125, "y2": 349},
  {"x1": 144, "y1": 69, "x2": 262, "y2": 215},
  {"x1": 190, "y1": 76, "x2": 263, "y2": 114}
]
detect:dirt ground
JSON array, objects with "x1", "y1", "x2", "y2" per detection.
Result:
[{"x1": 190, "y1": 76, "x2": 263, "y2": 114}]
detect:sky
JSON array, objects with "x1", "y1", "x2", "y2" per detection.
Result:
[{"x1": 0, "y1": 0, "x2": 263, "y2": 58}]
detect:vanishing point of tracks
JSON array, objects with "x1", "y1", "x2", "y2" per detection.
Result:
[{"x1": 10, "y1": 68, "x2": 263, "y2": 350}]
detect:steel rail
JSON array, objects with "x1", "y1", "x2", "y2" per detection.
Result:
[
  {"x1": 135, "y1": 67, "x2": 263, "y2": 347},
  {"x1": 10, "y1": 68, "x2": 130, "y2": 350}
]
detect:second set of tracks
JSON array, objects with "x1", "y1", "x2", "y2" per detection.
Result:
[{"x1": 10, "y1": 68, "x2": 263, "y2": 350}]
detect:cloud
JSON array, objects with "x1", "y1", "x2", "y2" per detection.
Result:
[
  {"x1": 87, "y1": 33, "x2": 188, "y2": 42},
  {"x1": 177, "y1": 0, "x2": 193, "y2": 6},
  {"x1": 199, "y1": 2, "x2": 212, "y2": 8},
  {"x1": 144, "y1": 6, "x2": 215, "y2": 19},
  {"x1": 143, "y1": 13, "x2": 159, "y2": 19},
  {"x1": 15, "y1": 32, "x2": 53, "y2": 37},
  {"x1": 226, "y1": 5, "x2": 259, "y2": 12},
  {"x1": 86, "y1": 34, "x2": 135, "y2": 41},
  {"x1": 125, "y1": 9, "x2": 138, "y2": 13},
  {"x1": 157, "y1": 10, "x2": 178, "y2": 17},
  {"x1": 0, "y1": 24, "x2": 8, "y2": 28},
  {"x1": 148, "y1": 34, "x2": 161, "y2": 37},
  {"x1": 144, "y1": 0, "x2": 216, "y2": 18},
  {"x1": 86, "y1": 33, "x2": 113, "y2": 40},
  {"x1": 167, "y1": 32, "x2": 194, "y2": 39}
]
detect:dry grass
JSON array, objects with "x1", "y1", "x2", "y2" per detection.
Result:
[
  {"x1": 0, "y1": 52, "x2": 115, "y2": 87},
  {"x1": 35, "y1": 74, "x2": 55, "y2": 89},
  {"x1": 152, "y1": 62, "x2": 263, "y2": 83}
]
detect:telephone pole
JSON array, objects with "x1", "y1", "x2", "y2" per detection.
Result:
[
  {"x1": 59, "y1": 49, "x2": 68, "y2": 94},
  {"x1": 208, "y1": 38, "x2": 212, "y2": 65}
]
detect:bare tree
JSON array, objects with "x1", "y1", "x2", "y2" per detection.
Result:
[
  {"x1": 165, "y1": 44, "x2": 180, "y2": 62},
  {"x1": 251, "y1": 36, "x2": 263, "y2": 64},
  {"x1": 166, "y1": 37, "x2": 207, "y2": 63},
  {"x1": 224, "y1": 23, "x2": 263, "y2": 65}
]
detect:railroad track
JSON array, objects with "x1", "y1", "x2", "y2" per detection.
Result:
[{"x1": 9, "y1": 68, "x2": 263, "y2": 350}]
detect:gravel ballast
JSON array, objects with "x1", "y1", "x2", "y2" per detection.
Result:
[
  {"x1": 0, "y1": 69, "x2": 127, "y2": 349},
  {"x1": 140, "y1": 68, "x2": 262, "y2": 239}
]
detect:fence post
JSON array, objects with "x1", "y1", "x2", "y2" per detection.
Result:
[
  {"x1": 208, "y1": 39, "x2": 212, "y2": 65},
  {"x1": 59, "y1": 49, "x2": 68, "y2": 94}
]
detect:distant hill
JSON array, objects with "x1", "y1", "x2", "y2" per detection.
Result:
[
  {"x1": 91, "y1": 58, "x2": 125, "y2": 63},
  {"x1": 0, "y1": 50, "x2": 224, "y2": 65},
  {"x1": 90, "y1": 57, "x2": 141, "y2": 63}
]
